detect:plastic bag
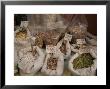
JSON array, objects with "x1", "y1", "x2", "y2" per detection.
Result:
[
  {"x1": 27, "y1": 14, "x2": 44, "y2": 36},
  {"x1": 42, "y1": 14, "x2": 67, "y2": 30},
  {"x1": 27, "y1": 14, "x2": 67, "y2": 37},
  {"x1": 41, "y1": 45, "x2": 64, "y2": 76},
  {"x1": 67, "y1": 14, "x2": 88, "y2": 39},
  {"x1": 18, "y1": 46, "x2": 45, "y2": 76},
  {"x1": 89, "y1": 46, "x2": 97, "y2": 58},
  {"x1": 86, "y1": 32, "x2": 97, "y2": 46}
]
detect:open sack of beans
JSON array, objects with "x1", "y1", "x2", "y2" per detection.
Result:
[
  {"x1": 57, "y1": 33, "x2": 72, "y2": 59},
  {"x1": 18, "y1": 46, "x2": 45, "y2": 76},
  {"x1": 41, "y1": 45, "x2": 64, "y2": 76},
  {"x1": 31, "y1": 29, "x2": 62, "y2": 49},
  {"x1": 31, "y1": 31, "x2": 45, "y2": 49},
  {"x1": 69, "y1": 39, "x2": 97, "y2": 76},
  {"x1": 43, "y1": 30, "x2": 62, "y2": 46}
]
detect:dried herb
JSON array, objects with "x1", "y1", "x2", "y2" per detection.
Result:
[
  {"x1": 16, "y1": 27, "x2": 27, "y2": 40},
  {"x1": 73, "y1": 53, "x2": 94, "y2": 69}
]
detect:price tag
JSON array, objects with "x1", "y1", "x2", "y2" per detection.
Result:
[
  {"x1": 76, "y1": 39, "x2": 86, "y2": 45},
  {"x1": 79, "y1": 47, "x2": 90, "y2": 54},
  {"x1": 46, "y1": 45, "x2": 57, "y2": 53},
  {"x1": 20, "y1": 21, "x2": 29, "y2": 28},
  {"x1": 64, "y1": 33, "x2": 72, "y2": 41}
]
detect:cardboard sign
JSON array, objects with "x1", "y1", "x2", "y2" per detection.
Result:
[
  {"x1": 76, "y1": 39, "x2": 86, "y2": 45},
  {"x1": 64, "y1": 33, "x2": 72, "y2": 41},
  {"x1": 79, "y1": 47, "x2": 90, "y2": 54},
  {"x1": 20, "y1": 21, "x2": 29, "y2": 28}
]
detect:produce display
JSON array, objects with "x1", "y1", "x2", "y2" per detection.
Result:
[{"x1": 14, "y1": 14, "x2": 97, "y2": 76}]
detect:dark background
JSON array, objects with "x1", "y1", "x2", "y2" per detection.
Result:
[
  {"x1": 86, "y1": 14, "x2": 97, "y2": 35},
  {"x1": 14, "y1": 14, "x2": 97, "y2": 35}
]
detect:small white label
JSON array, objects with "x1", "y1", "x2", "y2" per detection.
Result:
[
  {"x1": 64, "y1": 33, "x2": 72, "y2": 41},
  {"x1": 79, "y1": 48, "x2": 90, "y2": 54},
  {"x1": 76, "y1": 39, "x2": 86, "y2": 44},
  {"x1": 46, "y1": 45, "x2": 57, "y2": 53},
  {"x1": 20, "y1": 21, "x2": 29, "y2": 28}
]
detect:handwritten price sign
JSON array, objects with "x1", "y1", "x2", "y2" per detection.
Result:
[
  {"x1": 64, "y1": 33, "x2": 72, "y2": 41},
  {"x1": 46, "y1": 45, "x2": 57, "y2": 53},
  {"x1": 76, "y1": 39, "x2": 86, "y2": 45}
]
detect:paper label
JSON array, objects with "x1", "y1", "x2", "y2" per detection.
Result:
[
  {"x1": 20, "y1": 21, "x2": 29, "y2": 28},
  {"x1": 76, "y1": 39, "x2": 86, "y2": 44},
  {"x1": 64, "y1": 33, "x2": 72, "y2": 41},
  {"x1": 79, "y1": 48, "x2": 90, "y2": 54},
  {"x1": 46, "y1": 45, "x2": 57, "y2": 53}
]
